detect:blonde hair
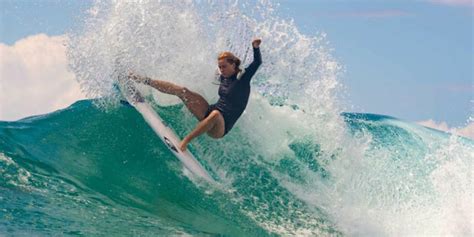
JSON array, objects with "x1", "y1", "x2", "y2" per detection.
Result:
[{"x1": 218, "y1": 51, "x2": 242, "y2": 72}]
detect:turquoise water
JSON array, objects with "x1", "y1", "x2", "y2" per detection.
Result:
[{"x1": 1, "y1": 100, "x2": 472, "y2": 236}]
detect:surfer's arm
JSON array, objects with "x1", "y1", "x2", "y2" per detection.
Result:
[{"x1": 242, "y1": 42, "x2": 262, "y2": 82}]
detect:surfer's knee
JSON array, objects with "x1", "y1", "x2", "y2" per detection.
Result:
[
  {"x1": 208, "y1": 110, "x2": 221, "y2": 120},
  {"x1": 179, "y1": 87, "x2": 203, "y2": 104},
  {"x1": 206, "y1": 110, "x2": 225, "y2": 138},
  {"x1": 181, "y1": 86, "x2": 189, "y2": 94},
  {"x1": 177, "y1": 86, "x2": 190, "y2": 100}
]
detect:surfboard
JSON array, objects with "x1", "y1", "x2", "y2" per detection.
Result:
[{"x1": 116, "y1": 71, "x2": 214, "y2": 183}]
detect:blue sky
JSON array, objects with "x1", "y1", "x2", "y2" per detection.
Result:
[
  {"x1": 1, "y1": 0, "x2": 472, "y2": 127},
  {"x1": 277, "y1": 0, "x2": 473, "y2": 127}
]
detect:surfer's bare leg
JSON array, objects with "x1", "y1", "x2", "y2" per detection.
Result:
[
  {"x1": 179, "y1": 110, "x2": 225, "y2": 151},
  {"x1": 130, "y1": 74, "x2": 209, "y2": 120}
]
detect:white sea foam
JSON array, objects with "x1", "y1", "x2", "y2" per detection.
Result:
[{"x1": 0, "y1": 153, "x2": 31, "y2": 188}]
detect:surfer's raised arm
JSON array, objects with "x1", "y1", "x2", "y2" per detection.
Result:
[
  {"x1": 252, "y1": 38, "x2": 262, "y2": 62},
  {"x1": 240, "y1": 39, "x2": 262, "y2": 83}
]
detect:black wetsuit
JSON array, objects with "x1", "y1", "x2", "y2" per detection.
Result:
[{"x1": 206, "y1": 47, "x2": 262, "y2": 135}]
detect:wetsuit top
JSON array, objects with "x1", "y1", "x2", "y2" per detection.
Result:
[{"x1": 207, "y1": 47, "x2": 262, "y2": 135}]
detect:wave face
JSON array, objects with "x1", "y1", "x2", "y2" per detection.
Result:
[{"x1": 1, "y1": 101, "x2": 472, "y2": 236}]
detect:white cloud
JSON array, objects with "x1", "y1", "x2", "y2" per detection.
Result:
[
  {"x1": 418, "y1": 119, "x2": 474, "y2": 140},
  {"x1": 0, "y1": 34, "x2": 86, "y2": 121}
]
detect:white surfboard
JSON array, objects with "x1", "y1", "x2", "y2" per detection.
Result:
[{"x1": 117, "y1": 72, "x2": 214, "y2": 183}]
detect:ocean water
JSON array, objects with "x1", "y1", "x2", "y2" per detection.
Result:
[
  {"x1": 2, "y1": 0, "x2": 473, "y2": 236},
  {"x1": 1, "y1": 101, "x2": 472, "y2": 236}
]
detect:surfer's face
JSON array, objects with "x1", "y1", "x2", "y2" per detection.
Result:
[{"x1": 218, "y1": 59, "x2": 236, "y2": 78}]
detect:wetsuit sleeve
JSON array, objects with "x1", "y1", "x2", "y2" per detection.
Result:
[{"x1": 242, "y1": 47, "x2": 262, "y2": 83}]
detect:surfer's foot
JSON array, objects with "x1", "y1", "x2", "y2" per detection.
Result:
[
  {"x1": 128, "y1": 72, "x2": 150, "y2": 84},
  {"x1": 179, "y1": 140, "x2": 189, "y2": 152},
  {"x1": 128, "y1": 72, "x2": 140, "y2": 82}
]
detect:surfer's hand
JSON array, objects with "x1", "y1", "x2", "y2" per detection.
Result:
[{"x1": 252, "y1": 38, "x2": 261, "y2": 48}]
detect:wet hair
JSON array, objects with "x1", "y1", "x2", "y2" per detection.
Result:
[{"x1": 218, "y1": 52, "x2": 242, "y2": 73}]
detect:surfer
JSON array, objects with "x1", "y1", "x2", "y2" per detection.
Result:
[{"x1": 130, "y1": 39, "x2": 262, "y2": 151}]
